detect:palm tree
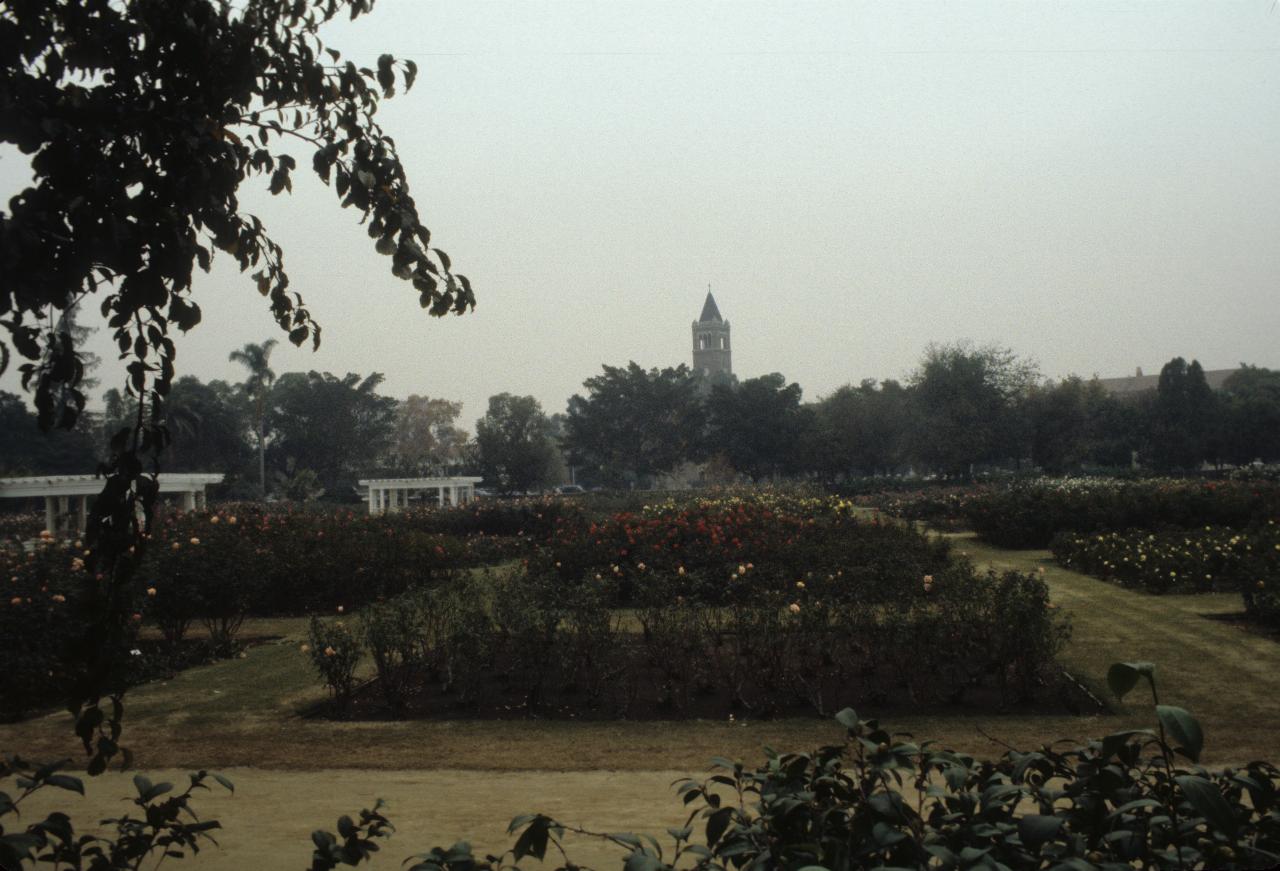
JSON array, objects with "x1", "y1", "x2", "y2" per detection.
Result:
[{"x1": 229, "y1": 339, "x2": 278, "y2": 498}]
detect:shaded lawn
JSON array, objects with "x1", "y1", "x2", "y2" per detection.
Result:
[{"x1": 5, "y1": 535, "x2": 1279, "y2": 769}]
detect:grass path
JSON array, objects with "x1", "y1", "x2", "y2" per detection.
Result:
[{"x1": 951, "y1": 533, "x2": 1280, "y2": 763}]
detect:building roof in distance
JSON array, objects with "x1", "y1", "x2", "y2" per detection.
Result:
[
  {"x1": 1094, "y1": 368, "x2": 1236, "y2": 396},
  {"x1": 698, "y1": 291, "x2": 723, "y2": 323}
]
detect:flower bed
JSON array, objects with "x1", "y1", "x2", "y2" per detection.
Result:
[
  {"x1": 1052, "y1": 521, "x2": 1280, "y2": 625},
  {"x1": 312, "y1": 494, "x2": 1077, "y2": 719},
  {"x1": 964, "y1": 478, "x2": 1280, "y2": 549},
  {"x1": 1, "y1": 502, "x2": 539, "y2": 718},
  {"x1": 856, "y1": 485, "x2": 991, "y2": 530}
]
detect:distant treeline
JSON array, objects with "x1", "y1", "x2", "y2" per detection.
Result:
[{"x1": 3, "y1": 342, "x2": 1277, "y2": 499}]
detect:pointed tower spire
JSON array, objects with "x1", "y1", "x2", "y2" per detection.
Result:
[
  {"x1": 692, "y1": 289, "x2": 731, "y2": 378},
  {"x1": 698, "y1": 289, "x2": 722, "y2": 323}
]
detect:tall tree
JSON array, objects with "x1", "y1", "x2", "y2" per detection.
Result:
[
  {"x1": 909, "y1": 342, "x2": 1039, "y2": 477},
  {"x1": 0, "y1": 391, "x2": 97, "y2": 476},
  {"x1": 229, "y1": 339, "x2": 278, "y2": 497},
  {"x1": 1148, "y1": 357, "x2": 1217, "y2": 470},
  {"x1": 390, "y1": 395, "x2": 469, "y2": 474},
  {"x1": 269, "y1": 371, "x2": 398, "y2": 499},
  {"x1": 475, "y1": 394, "x2": 557, "y2": 494},
  {"x1": 808, "y1": 379, "x2": 914, "y2": 479},
  {"x1": 1219, "y1": 366, "x2": 1280, "y2": 465},
  {"x1": 705, "y1": 373, "x2": 806, "y2": 481},
  {"x1": 564, "y1": 363, "x2": 705, "y2": 487}
]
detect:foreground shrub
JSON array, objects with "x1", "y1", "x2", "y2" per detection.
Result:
[
  {"x1": 0, "y1": 760, "x2": 232, "y2": 870},
  {"x1": 307, "y1": 493, "x2": 1072, "y2": 718},
  {"x1": 325, "y1": 548, "x2": 1071, "y2": 718}
]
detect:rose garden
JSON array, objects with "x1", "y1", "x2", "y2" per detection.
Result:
[
  {"x1": 5, "y1": 1, "x2": 1280, "y2": 868},
  {"x1": 4, "y1": 478, "x2": 1280, "y2": 869}
]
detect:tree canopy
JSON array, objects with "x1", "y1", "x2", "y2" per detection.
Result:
[
  {"x1": 564, "y1": 362, "x2": 705, "y2": 487},
  {"x1": 1, "y1": 0, "x2": 473, "y2": 516},
  {"x1": 705, "y1": 373, "x2": 806, "y2": 481},
  {"x1": 910, "y1": 342, "x2": 1039, "y2": 476},
  {"x1": 475, "y1": 393, "x2": 557, "y2": 494}
]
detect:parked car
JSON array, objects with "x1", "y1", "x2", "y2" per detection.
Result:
[{"x1": 554, "y1": 485, "x2": 585, "y2": 495}]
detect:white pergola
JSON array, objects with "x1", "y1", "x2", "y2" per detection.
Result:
[
  {"x1": 0, "y1": 473, "x2": 224, "y2": 538},
  {"x1": 358, "y1": 476, "x2": 482, "y2": 514}
]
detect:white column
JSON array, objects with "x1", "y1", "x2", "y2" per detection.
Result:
[
  {"x1": 44, "y1": 496, "x2": 57, "y2": 537},
  {"x1": 448, "y1": 485, "x2": 456, "y2": 506},
  {"x1": 57, "y1": 496, "x2": 70, "y2": 538},
  {"x1": 77, "y1": 496, "x2": 88, "y2": 534},
  {"x1": 437, "y1": 487, "x2": 444, "y2": 507}
]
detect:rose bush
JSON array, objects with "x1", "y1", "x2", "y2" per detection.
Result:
[
  {"x1": 319, "y1": 494, "x2": 1072, "y2": 718},
  {"x1": 962, "y1": 478, "x2": 1280, "y2": 549}
]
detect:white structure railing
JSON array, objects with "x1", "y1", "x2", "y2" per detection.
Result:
[
  {"x1": 357, "y1": 477, "x2": 483, "y2": 514},
  {"x1": 0, "y1": 473, "x2": 225, "y2": 538}
]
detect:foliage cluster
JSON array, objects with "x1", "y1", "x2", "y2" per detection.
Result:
[
  {"x1": 0, "y1": 759, "x2": 233, "y2": 871},
  {"x1": 307, "y1": 615, "x2": 363, "y2": 705}
]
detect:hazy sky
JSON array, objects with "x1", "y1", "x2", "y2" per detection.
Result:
[{"x1": 4, "y1": 0, "x2": 1279, "y2": 432}]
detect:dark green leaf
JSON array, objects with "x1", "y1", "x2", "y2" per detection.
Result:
[
  {"x1": 1018, "y1": 814, "x2": 1063, "y2": 851},
  {"x1": 1156, "y1": 705, "x2": 1203, "y2": 762},
  {"x1": 1176, "y1": 775, "x2": 1238, "y2": 838}
]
